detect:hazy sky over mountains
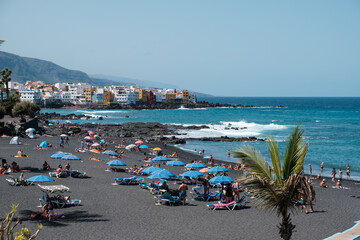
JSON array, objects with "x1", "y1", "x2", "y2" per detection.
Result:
[{"x1": 0, "y1": 0, "x2": 359, "y2": 96}]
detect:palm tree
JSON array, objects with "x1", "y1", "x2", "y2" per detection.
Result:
[
  {"x1": 233, "y1": 125, "x2": 311, "y2": 240},
  {"x1": 0, "y1": 68, "x2": 12, "y2": 99}
]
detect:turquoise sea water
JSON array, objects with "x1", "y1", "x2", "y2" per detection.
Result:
[{"x1": 42, "y1": 97, "x2": 360, "y2": 180}]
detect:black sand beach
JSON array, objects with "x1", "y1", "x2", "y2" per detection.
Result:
[{"x1": 1, "y1": 132, "x2": 359, "y2": 240}]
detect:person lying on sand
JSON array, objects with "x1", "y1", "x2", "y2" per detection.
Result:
[
  {"x1": 11, "y1": 161, "x2": 20, "y2": 172},
  {"x1": 42, "y1": 161, "x2": 51, "y2": 170}
]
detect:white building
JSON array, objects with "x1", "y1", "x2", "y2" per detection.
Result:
[
  {"x1": 127, "y1": 90, "x2": 138, "y2": 104},
  {"x1": 60, "y1": 92, "x2": 71, "y2": 103},
  {"x1": 54, "y1": 83, "x2": 66, "y2": 90},
  {"x1": 19, "y1": 89, "x2": 41, "y2": 104}
]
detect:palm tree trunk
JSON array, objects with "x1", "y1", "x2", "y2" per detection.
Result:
[
  {"x1": 5, "y1": 81, "x2": 9, "y2": 99},
  {"x1": 278, "y1": 211, "x2": 295, "y2": 240}
]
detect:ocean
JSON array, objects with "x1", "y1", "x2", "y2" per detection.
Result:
[{"x1": 42, "y1": 97, "x2": 360, "y2": 180}]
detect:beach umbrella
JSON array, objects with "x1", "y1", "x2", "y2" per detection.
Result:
[
  {"x1": 61, "y1": 154, "x2": 81, "y2": 160},
  {"x1": 141, "y1": 166, "x2": 163, "y2": 174},
  {"x1": 27, "y1": 175, "x2": 54, "y2": 183},
  {"x1": 102, "y1": 150, "x2": 118, "y2": 156},
  {"x1": 39, "y1": 141, "x2": 48, "y2": 148},
  {"x1": 50, "y1": 152, "x2": 69, "y2": 159},
  {"x1": 106, "y1": 160, "x2": 127, "y2": 166},
  {"x1": 91, "y1": 143, "x2": 100, "y2": 147},
  {"x1": 147, "y1": 169, "x2": 175, "y2": 179},
  {"x1": 199, "y1": 168, "x2": 209, "y2": 173},
  {"x1": 153, "y1": 147, "x2": 162, "y2": 151},
  {"x1": 186, "y1": 163, "x2": 207, "y2": 169},
  {"x1": 180, "y1": 171, "x2": 204, "y2": 178},
  {"x1": 48, "y1": 123, "x2": 54, "y2": 126},
  {"x1": 89, "y1": 131, "x2": 95, "y2": 136},
  {"x1": 100, "y1": 139, "x2": 105, "y2": 144},
  {"x1": 135, "y1": 140, "x2": 143, "y2": 145},
  {"x1": 66, "y1": 120, "x2": 71, "y2": 123},
  {"x1": 139, "y1": 145, "x2": 148, "y2": 149},
  {"x1": 203, "y1": 156, "x2": 211, "y2": 159},
  {"x1": 68, "y1": 131, "x2": 74, "y2": 134},
  {"x1": 207, "y1": 166, "x2": 229, "y2": 174},
  {"x1": 166, "y1": 160, "x2": 186, "y2": 166},
  {"x1": 95, "y1": 135, "x2": 99, "y2": 138},
  {"x1": 209, "y1": 176, "x2": 234, "y2": 184},
  {"x1": 90, "y1": 149, "x2": 100, "y2": 154},
  {"x1": 84, "y1": 136, "x2": 92, "y2": 140},
  {"x1": 152, "y1": 156, "x2": 170, "y2": 162},
  {"x1": 125, "y1": 144, "x2": 137, "y2": 150},
  {"x1": 60, "y1": 134, "x2": 68, "y2": 137}
]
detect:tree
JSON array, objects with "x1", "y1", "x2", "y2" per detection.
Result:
[
  {"x1": 0, "y1": 106, "x2": 5, "y2": 119},
  {"x1": 0, "y1": 80, "x2": 4, "y2": 102},
  {"x1": 0, "y1": 204, "x2": 42, "y2": 240},
  {"x1": 233, "y1": 125, "x2": 311, "y2": 240},
  {"x1": 12, "y1": 101, "x2": 40, "y2": 118},
  {"x1": 0, "y1": 68, "x2": 12, "y2": 99}
]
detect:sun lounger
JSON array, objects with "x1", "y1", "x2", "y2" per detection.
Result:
[
  {"x1": 207, "y1": 201, "x2": 237, "y2": 211},
  {"x1": 49, "y1": 171, "x2": 70, "y2": 178},
  {"x1": 6, "y1": 175, "x2": 33, "y2": 186},
  {"x1": 140, "y1": 179, "x2": 166, "y2": 190},
  {"x1": 114, "y1": 176, "x2": 143, "y2": 185},
  {"x1": 191, "y1": 187, "x2": 221, "y2": 201},
  {"x1": 161, "y1": 193, "x2": 180, "y2": 206}
]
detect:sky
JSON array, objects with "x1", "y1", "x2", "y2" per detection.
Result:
[{"x1": 0, "y1": 0, "x2": 360, "y2": 97}]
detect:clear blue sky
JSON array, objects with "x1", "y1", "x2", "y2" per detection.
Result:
[{"x1": 1, "y1": 0, "x2": 359, "y2": 96}]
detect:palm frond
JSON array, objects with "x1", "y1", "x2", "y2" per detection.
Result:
[
  {"x1": 234, "y1": 145, "x2": 273, "y2": 181},
  {"x1": 282, "y1": 125, "x2": 308, "y2": 178},
  {"x1": 267, "y1": 137, "x2": 282, "y2": 185}
]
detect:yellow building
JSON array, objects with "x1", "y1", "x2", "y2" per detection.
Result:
[
  {"x1": 165, "y1": 93, "x2": 176, "y2": 99},
  {"x1": 182, "y1": 90, "x2": 189, "y2": 100},
  {"x1": 103, "y1": 90, "x2": 111, "y2": 105},
  {"x1": 138, "y1": 89, "x2": 148, "y2": 102},
  {"x1": 84, "y1": 87, "x2": 95, "y2": 102}
]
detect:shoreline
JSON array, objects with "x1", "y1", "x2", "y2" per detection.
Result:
[{"x1": 0, "y1": 125, "x2": 359, "y2": 240}]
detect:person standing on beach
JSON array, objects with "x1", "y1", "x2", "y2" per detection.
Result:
[
  {"x1": 346, "y1": 164, "x2": 350, "y2": 179},
  {"x1": 309, "y1": 164, "x2": 312, "y2": 178},
  {"x1": 81, "y1": 141, "x2": 84, "y2": 150},
  {"x1": 178, "y1": 181, "x2": 188, "y2": 205},
  {"x1": 320, "y1": 162, "x2": 324, "y2": 173},
  {"x1": 60, "y1": 137, "x2": 64, "y2": 148},
  {"x1": 209, "y1": 155, "x2": 214, "y2": 167},
  {"x1": 338, "y1": 168, "x2": 343, "y2": 181},
  {"x1": 332, "y1": 168, "x2": 336, "y2": 182}
]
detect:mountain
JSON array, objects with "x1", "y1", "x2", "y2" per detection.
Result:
[
  {"x1": 0, "y1": 51, "x2": 213, "y2": 96},
  {"x1": 0, "y1": 51, "x2": 119, "y2": 86}
]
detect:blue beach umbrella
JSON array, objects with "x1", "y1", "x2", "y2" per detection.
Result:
[
  {"x1": 50, "y1": 152, "x2": 69, "y2": 159},
  {"x1": 139, "y1": 145, "x2": 148, "y2": 149},
  {"x1": 141, "y1": 166, "x2": 163, "y2": 174},
  {"x1": 39, "y1": 141, "x2": 48, "y2": 148},
  {"x1": 106, "y1": 160, "x2": 127, "y2": 166},
  {"x1": 209, "y1": 176, "x2": 234, "y2": 184},
  {"x1": 186, "y1": 163, "x2": 207, "y2": 169},
  {"x1": 203, "y1": 156, "x2": 211, "y2": 159},
  {"x1": 180, "y1": 171, "x2": 204, "y2": 178},
  {"x1": 61, "y1": 154, "x2": 81, "y2": 160},
  {"x1": 147, "y1": 169, "x2": 175, "y2": 179},
  {"x1": 152, "y1": 156, "x2": 170, "y2": 162},
  {"x1": 207, "y1": 166, "x2": 229, "y2": 174},
  {"x1": 166, "y1": 160, "x2": 186, "y2": 166},
  {"x1": 48, "y1": 123, "x2": 54, "y2": 126},
  {"x1": 27, "y1": 175, "x2": 54, "y2": 183},
  {"x1": 102, "y1": 150, "x2": 119, "y2": 156}
]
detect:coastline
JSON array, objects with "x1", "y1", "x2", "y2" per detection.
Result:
[{"x1": 0, "y1": 123, "x2": 359, "y2": 239}]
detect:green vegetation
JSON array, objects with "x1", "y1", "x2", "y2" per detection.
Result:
[
  {"x1": 0, "y1": 204, "x2": 42, "y2": 240},
  {"x1": 0, "y1": 106, "x2": 5, "y2": 119},
  {"x1": 12, "y1": 101, "x2": 40, "y2": 118},
  {"x1": 234, "y1": 125, "x2": 311, "y2": 240}
]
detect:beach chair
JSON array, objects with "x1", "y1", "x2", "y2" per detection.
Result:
[
  {"x1": 49, "y1": 171, "x2": 69, "y2": 178},
  {"x1": 161, "y1": 193, "x2": 180, "y2": 206},
  {"x1": 6, "y1": 176, "x2": 33, "y2": 186},
  {"x1": 191, "y1": 187, "x2": 221, "y2": 201},
  {"x1": 229, "y1": 196, "x2": 249, "y2": 210},
  {"x1": 206, "y1": 201, "x2": 237, "y2": 211},
  {"x1": 71, "y1": 170, "x2": 87, "y2": 178}
]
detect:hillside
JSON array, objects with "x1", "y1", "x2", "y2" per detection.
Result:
[{"x1": 0, "y1": 51, "x2": 119, "y2": 86}]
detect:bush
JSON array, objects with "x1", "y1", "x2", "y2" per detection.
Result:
[
  {"x1": 0, "y1": 106, "x2": 5, "y2": 119},
  {"x1": 12, "y1": 101, "x2": 40, "y2": 118}
]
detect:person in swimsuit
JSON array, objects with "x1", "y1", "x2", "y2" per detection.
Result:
[
  {"x1": 320, "y1": 162, "x2": 324, "y2": 173},
  {"x1": 346, "y1": 164, "x2": 350, "y2": 179},
  {"x1": 178, "y1": 181, "x2": 188, "y2": 205}
]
